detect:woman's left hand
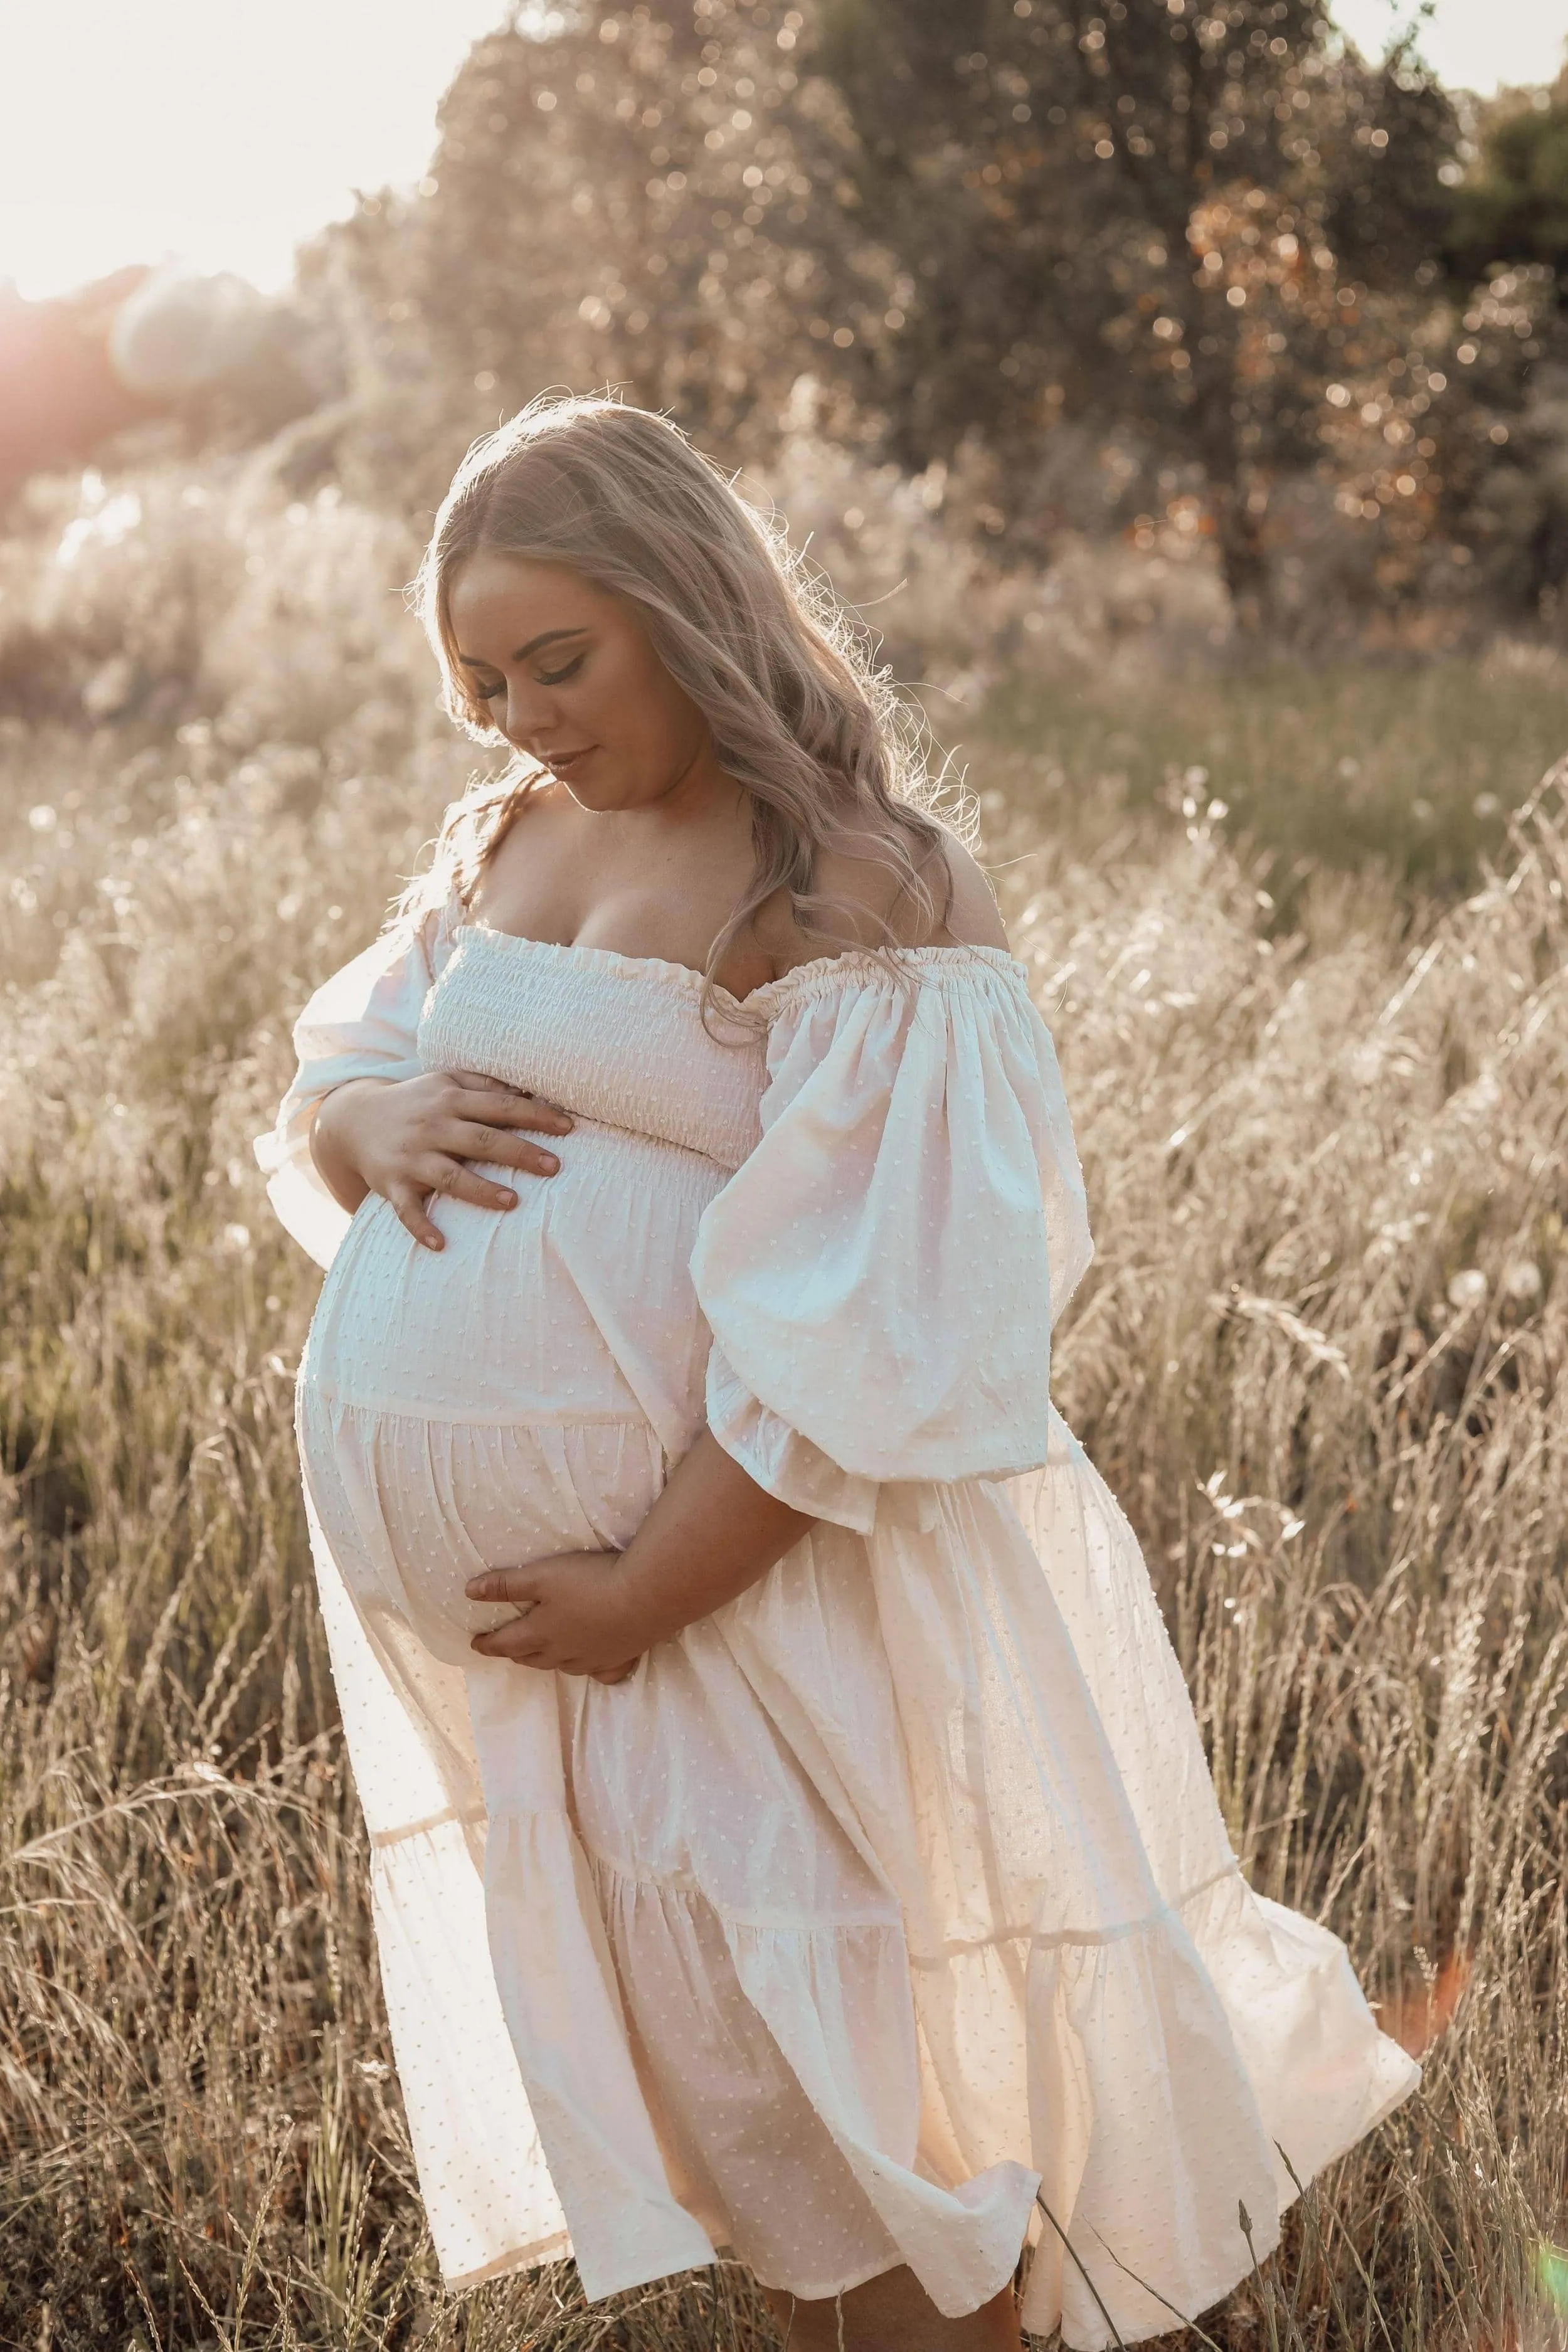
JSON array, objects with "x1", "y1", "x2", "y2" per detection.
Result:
[{"x1": 465, "y1": 1554, "x2": 645, "y2": 1682}]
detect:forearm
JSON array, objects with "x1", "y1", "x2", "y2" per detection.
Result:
[
  {"x1": 308, "y1": 1079, "x2": 390, "y2": 1214},
  {"x1": 615, "y1": 1429, "x2": 816, "y2": 1648},
  {"x1": 464, "y1": 1430, "x2": 817, "y2": 1675}
]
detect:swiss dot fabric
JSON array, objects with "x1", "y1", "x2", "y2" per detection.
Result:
[{"x1": 257, "y1": 905, "x2": 1417, "y2": 2344}]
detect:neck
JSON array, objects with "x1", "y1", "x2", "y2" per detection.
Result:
[{"x1": 582, "y1": 741, "x2": 744, "y2": 832}]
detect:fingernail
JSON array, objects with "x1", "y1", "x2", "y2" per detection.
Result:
[
  {"x1": 541, "y1": 1154, "x2": 559, "y2": 1173},
  {"x1": 501, "y1": 1190, "x2": 517, "y2": 1208}
]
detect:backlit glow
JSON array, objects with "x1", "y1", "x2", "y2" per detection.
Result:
[{"x1": 0, "y1": 0, "x2": 507, "y2": 300}]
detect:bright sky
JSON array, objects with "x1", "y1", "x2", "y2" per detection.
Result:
[
  {"x1": 1335, "y1": 0, "x2": 1567, "y2": 93},
  {"x1": 0, "y1": 0, "x2": 1563, "y2": 303},
  {"x1": 0, "y1": 0, "x2": 510, "y2": 299}
]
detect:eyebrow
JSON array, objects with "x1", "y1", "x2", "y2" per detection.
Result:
[{"x1": 457, "y1": 627, "x2": 589, "y2": 670}]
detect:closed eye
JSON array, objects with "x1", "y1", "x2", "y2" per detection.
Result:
[{"x1": 538, "y1": 652, "x2": 586, "y2": 686}]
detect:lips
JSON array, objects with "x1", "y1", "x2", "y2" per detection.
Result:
[{"x1": 542, "y1": 746, "x2": 596, "y2": 776}]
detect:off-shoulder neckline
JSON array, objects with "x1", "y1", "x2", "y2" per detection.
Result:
[{"x1": 452, "y1": 923, "x2": 1029, "y2": 1012}]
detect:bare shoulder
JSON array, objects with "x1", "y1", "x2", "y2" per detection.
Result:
[
  {"x1": 928, "y1": 830, "x2": 1010, "y2": 951},
  {"x1": 827, "y1": 825, "x2": 1008, "y2": 948},
  {"x1": 754, "y1": 820, "x2": 1008, "y2": 975}
]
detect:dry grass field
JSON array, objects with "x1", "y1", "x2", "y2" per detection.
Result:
[{"x1": 1, "y1": 457, "x2": 1567, "y2": 2349}]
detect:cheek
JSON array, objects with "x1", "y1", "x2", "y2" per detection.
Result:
[
  {"x1": 581, "y1": 649, "x2": 647, "y2": 739},
  {"x1": 591, "y1": 649, "x2": 694, "y2": 758},
  {"x1": 641, "y1": 662, "x2": 705, "y2": 756}
]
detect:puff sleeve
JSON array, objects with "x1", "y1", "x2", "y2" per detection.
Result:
[
  {"x1": 253, "y1": 893, "x2": 462, "y2": 1269},
  {"x1": 689, "y1": 951, "x2": 1092, "y2": 1533}
]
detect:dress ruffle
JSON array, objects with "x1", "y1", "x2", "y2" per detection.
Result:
[{"x1": 691, "y1": 950, "x2": 1093, "y2": 1491}]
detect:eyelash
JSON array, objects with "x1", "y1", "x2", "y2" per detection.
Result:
[{"x1": 472, "y1": 651, "x2": 585, "y2": 701}]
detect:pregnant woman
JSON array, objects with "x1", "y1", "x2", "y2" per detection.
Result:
[{"x1": 256, "y1": 396, "x2": 1416, "y2": 2351}]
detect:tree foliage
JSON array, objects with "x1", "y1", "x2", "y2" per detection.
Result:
[
  {"x1": 305, "y1": 0, "x2": 1567, "y2": 623},
  {"x1": 410, "y1": 4, "x2": 862, "y2": 451},
  {"x1": 1448, "y1": 87, "x2": 1568, "y2": 289},
  {"x1": 808, "y1": 0, "x2": 1480, "y2": 612}
]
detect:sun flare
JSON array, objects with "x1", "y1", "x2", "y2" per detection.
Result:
[{"x1": 0, "y1": 0, "x2": 507, "y2": 299}]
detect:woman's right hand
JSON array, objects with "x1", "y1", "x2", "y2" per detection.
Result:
[{"x1": 310, "y1": 1070, "x2": 573, "y2": 1251}]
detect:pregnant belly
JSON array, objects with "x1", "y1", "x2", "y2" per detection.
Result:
[
  {"x1": 300, "y1": 1118, "x2": 726, "y2": 1444},
  {"x1": 297, "y1": 1389, "x2": 670, "y2": 1666}
]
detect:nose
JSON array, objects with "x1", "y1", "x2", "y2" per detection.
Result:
[{"x1": 502, "y1": 677, "x2": 559, "y2": 750}]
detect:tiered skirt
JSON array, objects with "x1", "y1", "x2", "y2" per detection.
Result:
[{"x1": 297, "y1": 1367, "x2": 1417, "y2": 2343}]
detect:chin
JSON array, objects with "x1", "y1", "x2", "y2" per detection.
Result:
[
  {"x1": 562, "y1": 763, "x2": 670, "y2": 814},
  {"x1": 563, "y1": 776, "x2": 631, "y2": 812}
]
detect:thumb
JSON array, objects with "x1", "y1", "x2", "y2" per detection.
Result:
[{"x1": 465, "y1": 1563, "x2": 534, "y2": 1604}]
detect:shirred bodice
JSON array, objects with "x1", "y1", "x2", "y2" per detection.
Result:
[{"x1": 416, "y1": 927, "x2": 769, "y2": 1172}]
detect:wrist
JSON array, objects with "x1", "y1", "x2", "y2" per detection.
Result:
[
  {"x1": 315, "y1": 1076, "x2": 386, "y2": 1142},
  {"x1": 607, "y1": 1545, "x2": 683, "y2": 1654},
  {"x1": 310, "y1": 1081, "x2": 384, "y2": 1210}
]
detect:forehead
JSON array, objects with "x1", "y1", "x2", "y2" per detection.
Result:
[{"x1": 447, "y1": 553, "x2": 614, "y2": 654}]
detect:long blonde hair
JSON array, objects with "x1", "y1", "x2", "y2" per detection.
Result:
[{"x1": 404, "y1": 394, "x2": 952, "y2": 1009}]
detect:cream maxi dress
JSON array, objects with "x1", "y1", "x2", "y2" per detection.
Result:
[{"x1": 256, "y1": 891, "x2": 1417, "y2": 2345}]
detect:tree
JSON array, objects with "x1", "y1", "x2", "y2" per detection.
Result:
[
  {"x1": 299, "y1": 0, "x2": 1562, "y2": 620},
  {"x1": 295, "y1": 1, "x2": 876, "y2": 509},
  {"x1": 1433, "y1": 83, "x2": 1568, "y2": 611},
  {"x1": 1447, "y1": 84, "x2": 1568, "y2": 290},
  {"x1": 807, "y1": 0, "x2": 1461, "y2": 618},
  {"x1": 395, "y1": 1, "x2": 874, "y2": 457}
]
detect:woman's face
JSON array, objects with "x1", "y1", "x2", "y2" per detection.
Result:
[{"x1": 446, "y1": 552, "x2": 714, "y2": 813}]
